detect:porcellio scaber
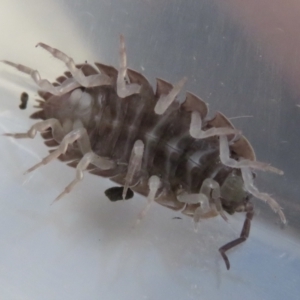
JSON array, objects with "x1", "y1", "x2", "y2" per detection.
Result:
[{"x1": 2, "y1": 35, "x2": 286, "y2": 270}]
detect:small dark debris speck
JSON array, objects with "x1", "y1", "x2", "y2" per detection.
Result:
[
  {"x1": 19, "y1": 92, "x2": 29, "y2": 109},
  {"x1": 104, "y1": 186, "x2": 134, "y2": 201}
]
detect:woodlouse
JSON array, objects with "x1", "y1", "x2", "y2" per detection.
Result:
[{"x1": 2, "y1": 35, "x2": 286, "y2": 270}]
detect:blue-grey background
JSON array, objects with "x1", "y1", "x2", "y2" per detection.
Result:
[{"x1": 0, "y1": 0, "x2": 299, "y2": 299}]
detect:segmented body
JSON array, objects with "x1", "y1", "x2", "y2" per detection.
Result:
[
  {"x1": 34, "y1": 66, "x2": 246, "y2": 213},
  {"x1": 3, "y1": 36, "x2": 285, "y2": 270}
]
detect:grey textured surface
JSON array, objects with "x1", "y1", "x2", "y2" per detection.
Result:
[{"x1": 0, "y1": 0, "x2": 299, "y2": 299}]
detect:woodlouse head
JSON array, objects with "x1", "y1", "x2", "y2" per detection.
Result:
[{"x1": 220, "y1": 172, "x2": 250, "y2": 215}]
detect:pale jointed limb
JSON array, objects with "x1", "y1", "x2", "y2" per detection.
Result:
[
  {"x1": 135, "y1": 175, "x2": 161, "y2": 225},
  {"x1": 25, "y1": 125, "x2": 115, "y2": 201},
  {"x1": 36, "y1": 43, "x2": 112, "y2": 88},
  {"x1": 54, "y1": 152, "x2": 115, "y2": 202},
  {"x1": 117, "y1": 35, "x2": 141, "y2": 98},
  {"x1": 177, "y1": 178, "x2": 227, "y2": 231},
  {"x1": 5, "y1": 117, "x2": 116, "y2": 201},
  {"x1": 190, "y1": 111, "x2": 240, "y2": 139},
  {"x1": 219, "y1": 135, "x2": 286, "y2": 223},
  {"x1": 202, "y1": 179, "x2": 228, "y2": 222},
  {"x1": 3, "y1": 118, "x2": 65, "y2": 142},
  {"x1": 192, "y1": 194, "x2": 211, "y2": 232},
  {"x1": 24, "y1": 127, "x2": 114, "y2": 176},
  {"x1": 24, "y1": 128, "x2": 87, "y2": 174},
  {"x1": 154, "y1": 77, "x2": 187, "y2": 115},
  {"x1": 219, "y1": 202, "x2": 254, "y2": 270},
  {"x1": 1, "y1": 60, "x2": 80, "y2": 96},
  {"x1": 122, "y1": 140, "x2": 144, "y2": 200},
  {"x1": 241, "y1": 167, "x2": 286, "y2": 224},
  {"x1": 219, "y1": 136, "x2": 283, "y2": 175}
]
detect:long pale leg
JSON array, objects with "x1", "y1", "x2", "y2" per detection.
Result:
[
  {"x1": 190, "y1": 111, "x2": 240, "y2": 139},
  {"x1": 1, "y1": 60, "x2": 80, "y2": 96},
  {"x1": 202, "y1": 179, "x2": 228, "y2": 221},
  {"x1": 24, "y1": 127, "x2": 115, "y2": 175},
  {"x1": 36, "y1": 43, "x2": 112, "y2": 88},
  {"x1": 3, "y1": 118, "x2": 65, "y2": 142},
  {"x1": 117, "y1": 35, "x2": 141, "y2": 98},
  {"x1": 122, "y1": 140, "x2": 144, "y2": 200},
  {"x1": 135, "y1": 175, "x2": 161, "y2": 225},
  {"x1": 54, "y1": 152, "x2": 114, "y2": 202},
  {"x1": 192, "y1": 194, "x2": 211, "y2": 232},
  {"x1": 241, "y1": 167, "x2": 286, "y2": 224},
  {"x1": 154, "y1": 77, "x2": 187, "y2": 115},
  {"x1": 177, "y1": 178, "x2": 227, "y2": 231},
  {"x1": 219, "y1": 202, "x2": 254, "y2": 270},
  {"x1": 219, "y1": 136, "x2": 283, "y2": 174}
]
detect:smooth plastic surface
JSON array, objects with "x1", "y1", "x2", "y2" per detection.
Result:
[{"x1": 1, "y1": 1, "x2": 300, "y2": 299}]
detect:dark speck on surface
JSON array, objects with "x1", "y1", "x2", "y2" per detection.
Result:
[
  {"x1": 104, "y1": 186, "x2": 134, "y2": 201},
  {"x1": 19, "y1": 92, "x2": 29, "y2": 110}
]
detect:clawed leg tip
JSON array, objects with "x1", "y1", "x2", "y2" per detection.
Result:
[
  {"x1": 51, "y1": 194, "x2": 65, "y2": 205},
  {"x1": 131, "y1": 218, "x2": 142, "y2": 229},
  {"x1": 221, "y1": 258, "x2": 230, "y2": 270},
  {"x1": 266, "y1": 165, "x2": 284, "y2": 175},
  {"x1": 51, "y1": 198, "x2": 59, "y2": 205},
  {"x1": 258, "y1": 163, "x2": 283, "y2": 175},
  {"x1": 24, "y1": 164, "x2": 40, "y2": 175},
  {"x1": 221, "y1": 215, "x2": 229, "y2": 222},
  {"x1": 36, "y1": 42, "x2": 44, "y2": 48},
  {"x1": 180, "y1": 77, "x2": 188, "y2": 84},
  {"x1": 193, "y1": 224, "x2": 199, "y2": 233},
  {"x1": 24, "y1": 168, "x2": 33, "y2": 175},
  {"x1": 1, "y1": 60, "x2": 16, "y2": 67},
  {"x1": 280, "y1": 216, "x2": 287, "y2": 225}
]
